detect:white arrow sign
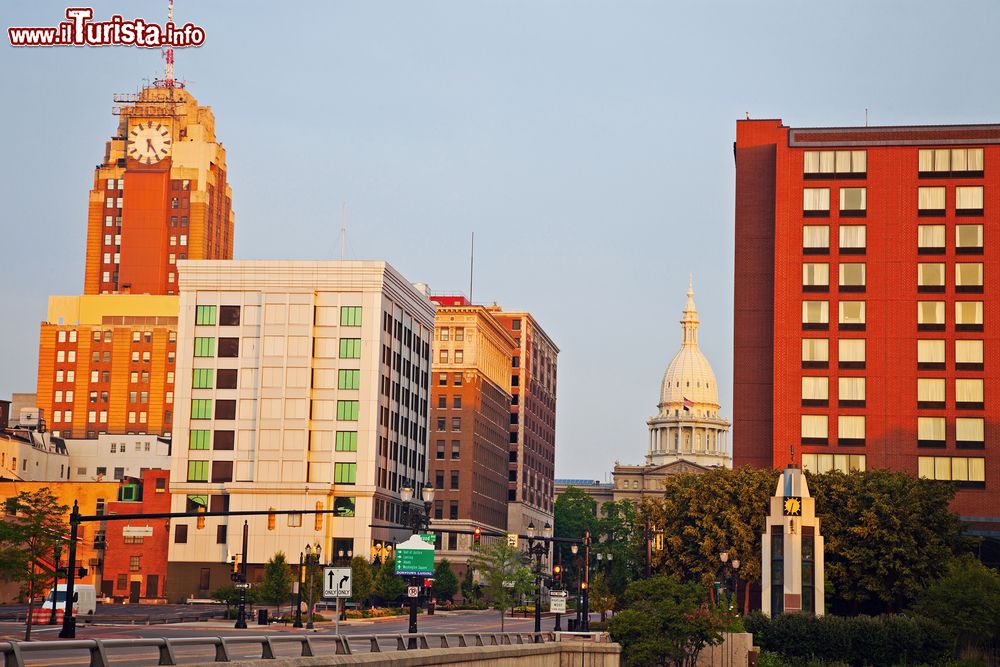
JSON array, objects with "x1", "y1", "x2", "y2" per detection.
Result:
[{"x1": 323, "y1": 567, "x2": 352, "y2": 599}]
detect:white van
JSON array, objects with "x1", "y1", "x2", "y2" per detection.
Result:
[{"x1": 42, "y1": 584, "x2": 97, "y2": 616}]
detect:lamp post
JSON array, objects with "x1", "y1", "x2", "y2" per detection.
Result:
[
  {"x1": 399, "y1": 486, "x2": 435, "y2": 647},
  {"x1": 293, "y1": 552, "x2": 305, "y2": 628},
  {"x1": 718, "y1": 551, "x2": 729, "y2": 606},
  {"x1": 731, "y1": 559, "x2": 741, "y2": 612},
  {"x1": 304, "y1": 543, "x2": 321, "y2": 630},
  {"x1": 571, "y1": 544, "x2": 581, "y2": 628},
  {"x1": 526, "y1": 521, "x2": 552, "y2": 638},
  {"x1": 582, "y1": 530, "x2": 591, "y2": 631}
]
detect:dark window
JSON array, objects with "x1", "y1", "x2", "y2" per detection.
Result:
[
  {"x1": 450, "y1": 471, "x2": 459, "y2": 489},
  {"x1": 216, "y1": 525, "x2": 227, "y2": 544},
  {"x1": 215, "y1": 400, "x2": 236, "y2": 420},
  {"x1": 435, "y1": 441, "x2": 445, "y2": 459},
  {"x1": 211, "y1": 460, "x2": 233, "y2": 483},
  {"x1": 219, "y1": 306, "x2": 241, "y2": 326},
  {"x1": 199, "y1": 568, "x2": 210, "y2": 591},
  {"x1": 216, "y1": 369, "x2": 238, "y2": 389},
  {"x1": 434, "y1": 501, "x2": 443, "y2": 520},
  {"x1": 217, "y1": 338, "x2": 239, "y2": 357},
  {"x1": 209, "y1": 495, "x2": 230, "y2": 513},
  {"x1": 214, "y1": 430, "x2": 235, "y2": 450},
  {"x1": 174, "y1": 524, "x2": 188, "y2": 544},
  {"x1": 435, "y1": 471, "x2": 444, "y2": 488}
]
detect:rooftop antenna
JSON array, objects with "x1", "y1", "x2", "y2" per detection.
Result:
[
  {"x1": 340, "y1": 202, "x2": 347, "y2": 260},
  {"x1": 865, "y1": 107, "x2": 869, "y2": 127},
  {"x1": 469, "y1": 232, "x2": 475, "y2": 303}
]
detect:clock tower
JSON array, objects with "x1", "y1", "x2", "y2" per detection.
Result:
[{"x1": 83, "y1": 85, "x2": 234, "y2": 296}]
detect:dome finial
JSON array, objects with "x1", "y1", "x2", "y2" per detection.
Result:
[{"x1": 681, "y1": 277, "x2": 699, "y2": 346}]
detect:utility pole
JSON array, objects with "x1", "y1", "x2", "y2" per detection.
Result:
[
  {"x1": 58, "y1": 502, "x2": 79, "y2": 638},
  {"x1": 235, "y1": 521, "x2": 248, "y2": 629}
]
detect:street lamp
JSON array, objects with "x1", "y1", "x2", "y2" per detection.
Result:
[
  {"x1": 399, "y1": 486, "x2": 435, "y2": 646},
  {"x1": 304, "y1": 543, "x2": 321, "y2": 630},
  {"x1": 731, "y1": 559, "x2": 741, "y2": 612},
  {"x1": 526, "y1": 521, "x2": 552, "y2": 639},
  {"x1": 293, "y1": 551, "x2": 305, "y2": 628},
  {"x1": 335, "y1": 548, "x2": 353, "y2": 621}
]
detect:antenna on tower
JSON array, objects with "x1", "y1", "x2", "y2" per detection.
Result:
[
  {"x1": 865, "y1": 107, "x2": 869, "y2": 127},
  {"x1": 469, "y1": 232, "x2": 475, "y2": 303},
  {"x1": 155, "y1": 0, "x2": 183, "y2": 89},
  {"x1": 340, "y1": 202, "x2": 347, "y2": 260}
]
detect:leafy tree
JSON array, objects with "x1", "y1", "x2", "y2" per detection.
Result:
[
  {"x1": 372, "y1": 557, "x2": 405, "y2": 605},
  {"x1": 910, "y1": 554, "x2": 1000, "y2": 650},
  {"x1": 607, "y1": 575, "x2": 730, "y2": 667},
  {"x1": 554, "y1": 487, "x2": 598, "y2": 583},
  {"x1": 460, "y1": 566, "x2": 483, "y2": 607},
  {"x1": 350, "y1": 556, "x2": 374, "y2": 609},
  {"x1": 595, "y1": 499, "x2": 642, "y2": 596},
  {"x1": 1, "y1": 488, "x2": 69, "y2": 640},
  {"x1": 810, "y1": 469, "x2": 968, "y2": 614},
  {"x1": 432, "y1": 559, "x2": 459, "y2": 602},
  {"x1": 469, "y1": 541, "x2": 534, "y2": 631},
  {"x1": 257, "y1": 552, "x2": 293, "y2": 616},
  {"x1": 589, "y1": 571, "x2": 616, "y2": 622},
  {"x1": 211, "y1": 584, "x2": 239, "y2": 612}
]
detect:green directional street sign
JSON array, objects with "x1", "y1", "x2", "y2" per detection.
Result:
[
  {"x1": 419, "y1": 533, "x2": 437, "y2": 545},
  {"x1": 395, "y1": 535, "x2": 435, "y2": 576}
]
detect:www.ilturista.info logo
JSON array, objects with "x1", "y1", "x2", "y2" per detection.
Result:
[{"x1": 8, "y1": 7, "x2": 205, "y2": 47}]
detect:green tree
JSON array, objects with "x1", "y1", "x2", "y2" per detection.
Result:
[
  {"x1": 1, "y1": 488, "x2": 69, "y2": 641},
  {"x1": 432, "y1": 559, "x2": 459, "y2": 602},
  {"x1": 469, "y1": 541, "x2": 534, "y2": 631},
  {"x1": 372, "y1": 557, "x2": 405, "y2": 605},
  {"x1": 607, "y1": 575, "x2": 730, "y2": 667},
  {"x1": 460, "y1": 566, "x2": 483, "y2": 607},
  {"x1": 589, "y1": 571, "x2": 616, "y2": 622},
  {"x1": 554, "y1": 487, "x2": 598, "y2": 583},
  {"x1": 350, "y1": 556, "x2": 374, "y2": 609},
  {"x1": 910, "y1": 553, "x2": 1000, "y2": 651},
  {"x1": 257, "y1": 552, "x2": 293, "y2": 616},
  {"x1": 810, "y1": 468, "x2": 968, "y2": 614},
  {"x1": 595, "y1": 499, "x2": 642, "y2": 596}
]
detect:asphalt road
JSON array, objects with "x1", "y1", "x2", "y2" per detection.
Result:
[{"x1": 0, "y1": 610, "x2": 589, "y2": 666}]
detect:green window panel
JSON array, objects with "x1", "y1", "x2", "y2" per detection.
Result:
[
  {"x1": 193, "y1": 337, "x2": 215, "y2": 357},
  {"x1": 187, "y1": 461, "x2": 209, "y2": 482},
  {"x1": 189, "y1": 430, "x2": 211, "y2": 450},
  {"x1": 337, "y1": 400, "x2": 359, "y2": 421},
  {"x1": 339, "y1": 338, "x2": 361, "y2": 359},
  {"x1": 191, "y1": 399, "x2": 213, "y2": 420},
  {"x1": 196, "y1": 305, "x2": 217, "y2": 326},
  {"x1": 334, "y1": 463, "x2": 357, "y2": 484},
  {"x1": 340, "y1": 306, "x2": 362, "y2": 327},
  {"x1": 336, "y1": 431, "x2": 358, "y2": 452},
  {"x1": 192, "y1": 369, "x2": 213, "y2": 389},
  {"x1": 338, "y1": 369, "x2": 360, "y2": 390}
]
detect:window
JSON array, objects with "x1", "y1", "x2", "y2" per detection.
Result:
[
  {"x1": 217, "y1": 338, "x2": 239, "y2": 357},
  {"x1": 800, "y1": 377, "x2": 828, "y2": 406},
  {"x1": 174, "y1": 524, "x2": 188, "y2": 543},
  {"x1": 917, "y1": 301, "x2": 945, "y2": 331},
  {"x1": 335, "y1": 431, "x2": 358, "y2": 452},
  {"x1": 454, "y1": 350, "x2": 464, "y2": 363},
  {"x1": 215, "y1": 400, "x2": 236, "y2": 420},
  {"x1": 196, "y1": 306, "x2": 216, "y2": 325},
  {"x1": 839, "y1": 264, "x2": 865, "y2": 291},
  {"x1": 451, "y1": 417, "x2": 462, "y2": 432},
  {"x1": 453, "y1": 373, "x2": 463, "y2": 386},
  {"x1": 337, "y1": 400, "x2": 359, "y2": 421},
  {"x1": 956, "y1": 225, "x2": 983, "y2": 254},
  {"x1": 450, "y1": 471, "x2": 459, "y2": 489},
  {"x1": 917, "y1": 263, "x2": 945, "y2": 292},
  {"x1": 956, "y1": 379, "x2": 984, "y2": 409},
  {"x1": 956, "y1": 186, "x2": 984, "y2": 215},
  {"x1": 219, "y1": 305, "x2": 240, "y2": 326},
  {"x1": 217, "y1": 369, "x2": 238, "y2": 389},
  {"x1": 838, "y1": 377, "x2": 865, "y2": 407},
  {"x1": 802, "y1": 454, "x2": 866, "y2": 474},
  {"x1": 194, "y1": 337, "x2": 215, "y2": 357},
  {"x1": 187, "y1": 461, "x2": 209, "y2": 482},
  {"x1": 918, "y1": 456, "x2": 985, "y2": 485},
  {"x1": 449, "y1": 501, "x2": 458, "y2": 520},
  {"x1": 214, "y1": 431, "x2": 235, "y2": 450},
  {"x1": 917, "y1": 340, "x2": 945, "y2": 370},
  {"x1": 338, "y1": 369, "x2": 360, "y2": 390},
  {"x1": 439, "y1": 350, "x2": 449, "y2": 364},
  {"x1": 917, "y1": 225, "x2": 946, "y2": 255},
  {"x1": 955, "y1": 263, "x2": 983, "y2": 293},
  {"x1": 802, "y1": 263, "x2": 829, "y2": 291},
  {"x1": 334, "y1": 463, "x2": 357, "y2": 484},
  {"x1": 339, "y1": 339, "x2": 361, "y2": 358},
  {"x1": 918, "y1": 187, "x2": 946, "y2": 215},
  {"x1": 341, "y1": 306, "x2": 362, "y2": 326},
  {"x1": 191, "y1": 399, "x2": 212, "y2": 419},
  {"x1": 956, "y1": 301, "x2": 983, "y2": 331},
  {"x1": 801, "y1": 415, "x2": 828, "y2": 444},
  {"x1": 802, "y1": 301, "x2": 829, "y2": 329},
  {"x1": 802, "y1": 225, "x2": 830, "y2": 254},
  {"x1": 451, "y1": 441, "x2": 461, "y2": 459},
  {"x1": 918, "y1": 417, "x2": 946, "y2": 447},
  {"x1": 452, "y1": 395, "x2": 462, "y2": 409},
  {"x1": 801, "y1": 338, "x2": 829, "y2": 369},
  {"x1": 455, "y1": 328, "x2": 465, "y2": 341},
  {"x1": 956, "y1": 418, "x2": 985, "y2": 449},
  {"x1": 838, "y1": 301, "x2": 865, "y2": 330},
  {"x1": 918, "y1": 378, "x2": 946, "y2": 409},
  {"x1": 189, "y1": 430, "x2": 211, "y2": 450},
  {"x1": 192, "y1": 369, "x2": 213, "y2": 388},
  {"x1": 803, "y1": 188, "x2": 830, "y2": 216},
  {"x1": 435, "y1": 440, "x2": 445, "y2": 459},
  {"x1": 803, "y1": 150, "x2": 866, "y2": 177},
  {"x1": 211, "y1": 461, "x2": 233, "y2": 483},
  {"x1": 838, "y1": 225, "x2": 865, "y2": 254},
  {"x1": 217, "y1": 525, "x2": 227, "y2": 544},
  {"x1": 838, "y1": 415, "x2": 865, "y2": 445},
  {"x1": 919, "y1": 148, "x2": 983, "y2": 176},
  {"x1": 839, "y1": 188, "x2": 866, "y2": 216},
  {"x1": 955, "y1": 340, "x2": 983, "y2": 371}
]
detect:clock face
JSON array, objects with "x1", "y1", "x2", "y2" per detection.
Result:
[
  {"x1": 783, "y1": 497, "x2": 802, "y2": 517},
  {"x1": 127, "y1": 121, "x2": 172, "y2": 164}
]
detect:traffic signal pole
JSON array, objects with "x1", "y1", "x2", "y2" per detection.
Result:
[
  {"x1": 234, "y1": 521, "x2": 248, "y2": 629},
  {"x1": 57, "y1": 502, "x2": 80, "y2": 638}
]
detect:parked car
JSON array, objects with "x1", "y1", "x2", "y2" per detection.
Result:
[{"x1": 42, "y1": 584, "x2": 97, "y2": 615}]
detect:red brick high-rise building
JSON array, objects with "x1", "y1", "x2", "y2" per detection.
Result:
[{"x1": 734, "y1": 120, "x2": 999, "y2": 536}]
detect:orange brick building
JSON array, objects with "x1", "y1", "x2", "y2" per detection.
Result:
[{"x1": 733, "y1": 120, "x2": 999, "y2": 539}]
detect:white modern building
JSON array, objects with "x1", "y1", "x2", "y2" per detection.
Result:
[
  {"x1": 166, "y1": 261, "x2": 436, "y2": 599},
  {"x1": 65, "y1": 434, "x2": 172, "y2": 481}
]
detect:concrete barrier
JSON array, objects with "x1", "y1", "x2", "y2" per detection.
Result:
[{"x1": 696, "y1": 631, "x2": 754, "y2": 667}]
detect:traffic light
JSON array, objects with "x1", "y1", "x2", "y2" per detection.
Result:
[
  {"x1": 267, "y1": 507, "x2": 276, "y2": 531},
  {"x1": 581, "y1": 581, "x2": 588, "y2": 591},
  {"x1": 196, "y1": 506, "x2": 206, "y2": 530},
  {"x1": 553, "y1": 564, "x2": 562, "y2": 583},
  {"x1": 473, "y1": 527, "x2": 482, "y2": 546},
  {"x1": 77, "y1": 567, "x2": 88, "y2": 578},
  {"x1": 314, "y1": 501, "x2": 323, "y2": 532}
]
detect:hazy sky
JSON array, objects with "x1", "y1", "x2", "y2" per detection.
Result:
[{"x1": 3, "y1": 1, "x2": 1000, "y2": 479}]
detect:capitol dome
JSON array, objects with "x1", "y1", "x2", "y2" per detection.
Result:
[{"x1": 658, "y1": 280, "x2": 720, "y2": 413}]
